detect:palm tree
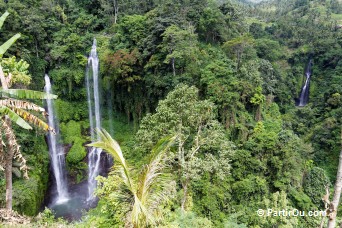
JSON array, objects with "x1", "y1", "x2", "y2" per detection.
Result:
[
  {"x1": 0, "y1": 88, "x2": 57, "y2": 211},
  {"x1": 89, "y1": 129, "x2": 177, "y2": 228},
  {"x1": 0, "y1": 11, "x2": 56, "y2": 211}
]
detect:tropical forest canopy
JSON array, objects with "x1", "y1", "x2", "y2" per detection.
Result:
[{"x1": 0, "y1": 0, "x2": 341, "y2": 227}]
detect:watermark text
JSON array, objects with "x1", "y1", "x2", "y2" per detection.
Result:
[{"x1": 257, "y1": 209, "x2": 326, "y2": 217}]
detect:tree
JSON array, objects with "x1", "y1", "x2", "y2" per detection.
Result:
[
  {"x1": 99, "y1": 0, "x2": 119, "y2": 24},
  {"x1": 90, "y1": 129, "x2": 176, "y2": 227},
  {"x1": 327, "y1": 131, "x2": 342, "y2": 228},
  {"x1": 200, "y1": 58, "x2": 241, "y2": 129},
  {"x1": 135, "y1": 84, "x2": 234, "y2": 211},
  {"x1": 250, "y1": 86, "x2": 266, "y2": 121},
  {"x1": 222, "y1": 35, "x2": 255, "y2": 70},
  {"x1": 160, "y1": 25, "x2": 199, "y2": 77},
  {"x1": 259, "y1": 191, "x2": 300, "y2": 227},
  {"x1": 104, "y1": 48, "x2": 142, "y2": 91},
  {"x1": 198, "y1": 4, "x2": 227, "y2": 43},
  {"x1": 0, "y1": 11, "x2": 56, "y2": 211},
  {"x1": 0, "y1": 74, "x2": 56, "y2": 213}
]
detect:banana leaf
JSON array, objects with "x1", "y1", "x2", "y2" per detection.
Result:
[
  {"x1": 0, "y1": 11, "x2": 9, "y2": 29},
  {"x1": 0, "y1": 106, "x2": 32, "y2": 129},
  {"x1": 0, "y1": 34, "x2": 20, "y2": 57},
  {"x1": 0, "y1": 88, "x2": 57, "y2": 99}
]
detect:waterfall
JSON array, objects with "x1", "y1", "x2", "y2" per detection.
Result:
[
  {"x1": 297, "y1": 60, "x2": 313, "y2": 107},
  {"x1": 86, "y1": 39, "x2": 103, "y2": 201},
  {"x1": 45, "y1": 74, "x2": 69, "y2": 204}
]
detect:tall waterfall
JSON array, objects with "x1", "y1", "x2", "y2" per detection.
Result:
[
  {"x1": 86, "y1": 39, "x2": 102, "y2": 201},
  {"x1": 297, "y1": 60, "x2": 313, "y2": 107},
  {"x1": 45, "y1": 74, "x2": 69, "y2": 204}
]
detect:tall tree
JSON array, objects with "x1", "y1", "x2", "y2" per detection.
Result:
[
  {"x1": 327, "y1": 130, "x2": 342, "y2": 228},
  {"x1": 160, "y1": 25, "x2": 199, "y2": 77},
  {"x1": 0, "y1": 11, "x2": 56, "y2": 211},
  {"x1": 135, "y1": 84, "x2": 234, "y2": 211}
]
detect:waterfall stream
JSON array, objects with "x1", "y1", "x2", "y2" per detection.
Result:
[
  {"x1": 45, "y1": 74, "x2": 69, "y2": 204},
  {"x1": 86, "y1": 39, "x2": 103, "y2": 201},
  {"x1": 297, "y1": 60, "x2": 313, "y2": 107}
]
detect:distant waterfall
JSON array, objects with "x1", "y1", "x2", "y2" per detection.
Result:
[
  {"x1": 86, "y1": 39, "x2": 102, "y2": 201},
  {"x1": 45, "y1": 74, "x2": 69, "y2": 204},
  {"x1": 297, "y1": 60, "x2": 313, "y2": 107}
]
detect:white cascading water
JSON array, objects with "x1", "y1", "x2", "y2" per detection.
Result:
[
  {"x1": 298, "y1": 73, "x2": 310, "y2": 106},
  {"x1": 298, "y1": 60, "x2": 313, "y2": 107},
  {"x1": 45, "y1": 74, "x2": 69, "y2": 204},
  {"x1": 86, "y1": 39, "x2": 103, "y2": 201}
]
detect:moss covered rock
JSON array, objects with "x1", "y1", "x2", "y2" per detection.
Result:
[{"x1": 66, "y1": 139, "x2": 87, "y2": 164}]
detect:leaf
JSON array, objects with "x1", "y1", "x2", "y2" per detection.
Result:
[
  {"x1": 12, "y1": 167, "x2": 22, "y2": 178},
  {"x1": 0, "y1": 98, "x2": 46, "y2": 115},
  {"x1": 149, "y1": 135, "x2": 177, "y2": 160},
  {"x1": 89, "y1": 128, "x2": 176, "y2": 227},
  {"x1": 88, "y1": 129, "x2": 127, "y2": 168},
  {"x1": 12, "y1": 107, "x2": 53, "y2": 132},
  {"x1": 0, "y1": 89, "x2": 57, "y2": 99},
  {"x1": 0, "y1": 34, "x2": 21, "y2": 57},
  {"x1": 0, "y1": 106, "x2": 32, "y2": 129},
  {"x1": 0, "y1": 11, "x2": 9, "y2": 29},
  {"x1": 88, "y1": 128, "x2": 135, "y2": 191}
]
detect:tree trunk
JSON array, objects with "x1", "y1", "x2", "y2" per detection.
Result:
[
  {"x1": 255, "y1": 104, "x2": 262, "y2": 121},
  {"x1": 0, "y1": 65, "x2": 9, "y2": 89},
  {"x1": 172, "y1": 57, "x2": 176, "y2": 77},
  {"x1": 181, "y1": 179, "x2": 188, "y2": 212},
  {"x1": 4, "y1": 116, "x2": 14, "y2": 211},
  {"x1": 1, "y1": 61, "x2": 12, "y2": 211},
  {"x1": 35, "y1": 38, "x2": 39, "y2": 58},
  {"x1": 113, "y1": 0, "x2": 118, "y2": 24},
  {"x1": 327, "y1": 132, "x2": 342, "y2": 228},
  {"x1": 0, "y1": 123, "x2": 3, "y2": 160}
]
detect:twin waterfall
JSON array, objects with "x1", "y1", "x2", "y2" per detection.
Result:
[
  {"x1": 45, "y1": 75, "x2": 69, "y2": 204},
  {"x1": 297, "y1": 60, "x2": 313, "y2": 107},
  {"x1": 45, "y1": 39, "x2": 105, "y2": 208},
  {"x1": 86, "y1": 39, "x2": 103, "y2": 202}
]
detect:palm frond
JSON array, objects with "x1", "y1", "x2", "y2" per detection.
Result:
[
  {"x1": 138, "y1": 135, "x2": 177, "y2": 201},
  {"x1": 149, "y1": 135, "x2": 177, "y2": 160},
  {"x1": 0, "y1": 11, "x2": 9, "y2": 29},
  {"x1": 0, "y1": 98, "x2": 47, "y2": 115},
  {"x1": 135, "y1": 136, "x2": 177, "y2": 226},
  {"x1": 88, "y1": 128, "x2": 135, "y2": 192},
  {"x1": 0, "y1": 89, "x2": 57, "y2": 100},
  {"x1": 90, "y1": 129, "x2": 127, "y2": 166},
  {"x1": 146, "y1": 178, "x2": 176, "y2": 222},
  {"x1": 0, "y1": 106, "x2": 32, "y2": 130},
  {"x1": 131, "y1": 196, "x2": 150, "y2": 228},
  {"x1": 0, "y1": 34, "x2": 20, "y2": 58},
  {"x1": 91, "y1": 129, "x2": 177, "y2": 227},
  {"x1": 11, "y1": 107, "x2": 53, "y2": 132}
]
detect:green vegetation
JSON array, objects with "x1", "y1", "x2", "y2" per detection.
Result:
[
  {"x1": 0, "y1": 0, "x2": 341, "y2": 227},
  {"x1": 0, "y1": 11, "x2": 56, "y2": 216}
]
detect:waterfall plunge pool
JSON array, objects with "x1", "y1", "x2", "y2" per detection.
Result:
[{"x1": 46, "y1": 181, "x2": 98, "y2": 222}]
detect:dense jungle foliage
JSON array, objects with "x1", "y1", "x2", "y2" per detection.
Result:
[{"x1": 0, "y1": 0, "x2": 341, "y2": 227}]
